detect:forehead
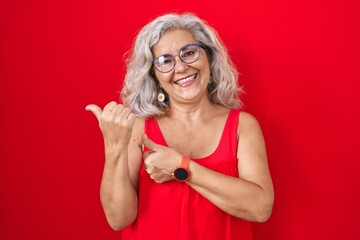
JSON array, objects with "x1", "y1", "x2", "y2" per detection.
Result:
[{"x1": 153, "y1": 29, "x2": 197, "y2": 56}]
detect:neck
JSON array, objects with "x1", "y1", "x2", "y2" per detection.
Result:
[{"x1": 165, "y1": 98, "x2": 220, "y2": 122}]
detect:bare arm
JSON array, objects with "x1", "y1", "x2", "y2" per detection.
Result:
[
  {"x1": 86, "y1": 102, "x2": 143, "y2": 230},
  {"x1": 186, "y1": 112, "x2": 274, "y2": 222},
  {"x1": 143, "y1": 112, "x2": 274, "y2": 222}
]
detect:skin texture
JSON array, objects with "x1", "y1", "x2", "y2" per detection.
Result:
[{"x1": 86, "y1": 29, "x2": 274, "y2": 230}]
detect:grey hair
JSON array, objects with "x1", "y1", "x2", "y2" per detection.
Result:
[{"x1": 121, "y1": 13, "x2": 243, "y2": 118}]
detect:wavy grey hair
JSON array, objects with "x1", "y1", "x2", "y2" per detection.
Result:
[{"x1": 121, "y1": 13, "x2": 243, "y2": 118}]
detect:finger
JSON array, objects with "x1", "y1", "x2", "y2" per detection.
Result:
[
  {"x1": 103, "y1": 101, "x2": 118, "y2": 112},
  {"x1": 146, "y1": 167, "x2": 155, "y2": 175},
  {"x1": 149, "y1": 172, "x2": 161, "y2": 179},
  {"x1": 122, "y1": 107, "x2": 133, "y2": 120},
  {"x1": 113, "y1": 104, "x2": 125, "y2": 113},
  {"x1": 143, "y1": 153, "x2": 153, "y2": 170},
  {"x1": 127, "y1": 112, "x2": 137, "y2": 125},
  {"x1": 85, "y1": 104, "x2": 102, "y2": 120},
  {"x1": 150, "y1": 173, "x2": 169, "y2": 184},
  {"x1": 142, "y1": 135, "x2": 161, "y2": 152},
  {"x1": 114, "y1": 106, "x2": 130, "y2": 121},
  {"x1": 143, "y1": 151, "x2": 153, "y2": 159},
  {"x1": 153, "y1": 178, "x2": 164, "y2": 184}
]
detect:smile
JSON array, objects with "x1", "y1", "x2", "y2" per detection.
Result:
[{"x1": 175, "y1": 74, "x2": 197, "y2": 86}]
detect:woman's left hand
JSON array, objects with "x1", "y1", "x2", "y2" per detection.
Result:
[{"x1": 142, "y1": 135, "x2": 182, "y2": 183}]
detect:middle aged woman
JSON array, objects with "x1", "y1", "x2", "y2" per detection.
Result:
[{"x1": 86, "y1": 13, "x2": 274, "y2": 240}]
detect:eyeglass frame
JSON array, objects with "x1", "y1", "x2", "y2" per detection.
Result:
[{"x1": 151, "y1": 43, "x2": 206, "y2": 73}]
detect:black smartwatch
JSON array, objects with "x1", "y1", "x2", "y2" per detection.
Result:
[{"x1": 174, "y1": 156, "x2": 190, "y2": 182}]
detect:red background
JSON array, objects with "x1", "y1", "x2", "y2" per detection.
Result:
[{"x1": 1, "y1": 0, "x2": 359, "y2": 239}]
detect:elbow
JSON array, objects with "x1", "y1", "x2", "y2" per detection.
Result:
[
  {"x1": 100, "y1": 189, "x2": 138, "y2": 231},
  {"x1": 253, "y1": 207, "x2": 272, "y2": 223},
  {"x1": 109, "y1": 223, "x2": 123, "y2": 232},
  {"x1": 101, "y1": 196, "x2": 138, "y2": 231},
  {"x1": 231, "y1": 197, "x2": 274, "y2": 222},
  {"x1": 252, "y1": 195, "x2": 274, "y2": 223},
  {"x1": 107, "y1": 212, "x2": 137, "y2": 231}
]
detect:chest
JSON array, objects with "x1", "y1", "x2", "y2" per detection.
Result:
[{"x1": 157, "y1": 119, "x2": 226, "y2": 159}]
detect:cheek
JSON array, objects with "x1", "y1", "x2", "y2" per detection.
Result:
[
  {"x1": 155, "y1": 72, "x2": 172, "y2": 86},
  {"x1": 198, "y1": 61, "x2": 211, "y2": 77},
  {"x1": 196, "y1": 54, "x2": 211, "y2": 71}
]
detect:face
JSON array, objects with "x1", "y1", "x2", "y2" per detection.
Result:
[{"x1": 152, "y1": 29, "x2": 211, "y2": 105}]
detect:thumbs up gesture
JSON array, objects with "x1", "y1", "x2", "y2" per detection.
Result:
[
  {"x1": 142, "y1": 135, "x2": 182, "y2": 183},
  {"x1": 85, "y1": 101, "x2": 137, "y2": 147}
]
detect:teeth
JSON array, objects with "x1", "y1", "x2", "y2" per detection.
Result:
[{"x1": 176, "y1": 74, "x2": 196, "y2": 85}]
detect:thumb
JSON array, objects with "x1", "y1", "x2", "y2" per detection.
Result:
[
  {"x1": 85, "y1": 104, "x2": 102, "y2": 120},
  {"x1": 142, "y1": 135, "x2": 161, "y2": 152}
]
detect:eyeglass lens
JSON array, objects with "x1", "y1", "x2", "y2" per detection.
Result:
[{"x1": 155, "y1": 45, "x2": 200, "y2": 73}]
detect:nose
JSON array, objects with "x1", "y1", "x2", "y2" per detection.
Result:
[{"x1": 174, "y1": 56, "x2": 188, "y2": 73}]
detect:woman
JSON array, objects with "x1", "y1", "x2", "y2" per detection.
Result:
[{"x1": 86, "y1": 13, "x2": 274, "y2": 240}]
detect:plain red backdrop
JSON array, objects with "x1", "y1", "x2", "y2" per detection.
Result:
[{"x1": 1, "y1": 0, "x2": 359, "y2": 239}]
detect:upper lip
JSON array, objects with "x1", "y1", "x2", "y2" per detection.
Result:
[{"x1": 174, "y1": 73, "x2": 197, "y2": 83}]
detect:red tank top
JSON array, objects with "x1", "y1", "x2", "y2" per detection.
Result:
[{"x1": 121, "y1": 109, "x2": 252, "y2": 240}]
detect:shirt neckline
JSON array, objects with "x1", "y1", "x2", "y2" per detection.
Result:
[{"x1": 153, "y1": 109, "x2": 234, "y2": 161}]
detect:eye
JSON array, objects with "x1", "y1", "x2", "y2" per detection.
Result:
[
  {"x1": 157, "y1": 55, "x2": 173, "y2": 66},
  {"x1": 181, "y1": 50, "x2": 196, "y2": 58}
]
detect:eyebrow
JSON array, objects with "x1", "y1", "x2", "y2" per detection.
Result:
[
  {"x1": 153, "y1": 43, "x2": 197, "y2": 58},
  {"x1": 153, "y1": 47, "x2": 179, "y2": 59}
]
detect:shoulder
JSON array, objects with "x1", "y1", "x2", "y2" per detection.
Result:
[
  {"x1": 236, "y1": 111, "x2": 267, "y2": 162},
  {"x1": 237, "y1": 111, "x2": 263, "y2": 138},
  {"x1": 239, "y1": 111, "x2": 260, "y2": 126}
]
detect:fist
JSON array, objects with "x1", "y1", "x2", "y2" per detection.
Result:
[
  {"x1": 85, "y1": 101, "x2": 137, "y2": 146},
  {"x1": 143, "y1": 135, "x2": 182, "y2": 183}
]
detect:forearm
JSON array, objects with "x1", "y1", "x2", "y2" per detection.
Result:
[
  {"x1": 100, "y1": 145, "x2": 138, "y2": 230},
  {"x1": 187, "y1": 161, "x2": 274, "y2": 222}
]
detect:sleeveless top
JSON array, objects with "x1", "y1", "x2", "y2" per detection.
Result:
[{"x1": 121, "y1": 109, "x2": 252, "y2": 240}]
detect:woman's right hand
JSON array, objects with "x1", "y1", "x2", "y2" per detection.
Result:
[
  {"x1": 86, "y1": 101, "x2": 140, "y2": 230},
  {"x1": 85, "y1": 101, "x2": 137, "y2": 147}
]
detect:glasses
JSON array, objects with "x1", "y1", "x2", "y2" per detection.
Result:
[{"x1": 151, "y1": 43, "x2": 205, "y2": 73}]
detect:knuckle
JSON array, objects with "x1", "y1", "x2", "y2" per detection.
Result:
[
  {"x1": 119, "y1": 121, "x2": 128, "y2": 127},
  {"x1": 144, "y1": 157, "x2": 151, "y2": 164},
  {"x1": 116, "y1": 105, "x2": 124, "y2": 111}
]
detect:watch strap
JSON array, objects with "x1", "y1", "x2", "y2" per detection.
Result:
[{"x1": 180, "y1": 156, "x2": 190, "y2": 169}]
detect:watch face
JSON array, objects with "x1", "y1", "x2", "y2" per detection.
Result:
[{"x1": 174, "y1": 167, "x2": 189, "y2": 181}]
